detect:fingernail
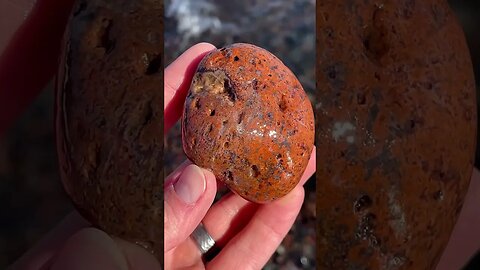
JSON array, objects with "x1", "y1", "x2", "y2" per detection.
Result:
[{"x1": 174, "y1": 164, "x2": 206, "y2": 204}]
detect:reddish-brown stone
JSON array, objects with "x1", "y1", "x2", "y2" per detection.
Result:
[
  {"x1": 55, "y1": 0, "x2": 164, "y2": 260},
  {"x1": 182, "y1": 43, "x2": 314, "y2": 203},
  {"x1": 316, "y1": 0, "x2": 476, "y2": 269}
]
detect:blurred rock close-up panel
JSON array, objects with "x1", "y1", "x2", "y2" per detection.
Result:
[{"x1": 0, "y1": 0, "x2": 479, "y2": 269}]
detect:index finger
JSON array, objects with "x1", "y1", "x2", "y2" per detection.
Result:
[
  {"x1": 207, "y1": 186, "x2": 305, "y2": 269},
  {"x1": 0, "y1": 0, "x2": 75, "y2": 136},
  {"x1": 164, "y1": 42, "x2": 216, "y2": 133}
]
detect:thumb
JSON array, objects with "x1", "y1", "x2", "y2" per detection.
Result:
[
  {"x1": 164, "y1": 163, "x2": 217, "y2": 252},
  {"x1": 49, "y1": 227, "x2": 161, "y2": 270}
]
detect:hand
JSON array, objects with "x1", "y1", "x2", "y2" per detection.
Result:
[
  {"x1": 163, "y1": 43, "x2": 316, "y2": 269},
  {"x1": 9, "y1": 212, "x2": 165, "y2": 270}
]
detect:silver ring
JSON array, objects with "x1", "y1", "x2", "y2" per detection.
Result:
[{"x1": 191, "y1": 223, "x2": 216, "y2": 254}]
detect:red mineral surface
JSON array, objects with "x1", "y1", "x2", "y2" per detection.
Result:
[{"x1": 182, "y1": 43, "x2": 314, "y2": 203}]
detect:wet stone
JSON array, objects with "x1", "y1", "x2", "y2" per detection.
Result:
[{"x1": 182, "y1": 43, "x2": 314, "y2": 203}]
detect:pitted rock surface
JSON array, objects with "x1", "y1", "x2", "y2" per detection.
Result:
[
  {"x1": 182, "y1": 43, "x2": 314, "y2": 203},
  {"x1": 316, "y1": 1, "x2": 476, "y2": 269}
]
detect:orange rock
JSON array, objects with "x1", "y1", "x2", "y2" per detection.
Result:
[{"x1": 182, "y1": 43, "x2": 314, "y2": 203}]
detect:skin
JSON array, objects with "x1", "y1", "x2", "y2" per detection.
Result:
[{"x1": 0, "y1": 1, "x2": 478, "y2": 269}]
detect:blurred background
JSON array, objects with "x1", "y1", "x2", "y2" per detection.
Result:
[{"x1": 0, "y1": 0, "x2": 478, "y2": 269}]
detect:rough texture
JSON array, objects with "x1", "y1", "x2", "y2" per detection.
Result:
[
  {"x1": 316, "y1": 0, "x2": 476, "y2": 269},
  {"x1": 55, "y1": 0, "x2": 164, "y2": 261},
  {"x1": 182, "y1": 43, "x2": 314, "y2": 203}
]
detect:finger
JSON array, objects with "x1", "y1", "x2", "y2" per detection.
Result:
[
  {"x1": 49, "y1": 228, "x2": 129, "y2": 270},
  {"x1": 166, "y1": 151, "x2": 314, "y2": 267},
  {"x1": 163, "y1": 160, "x2": 192, "y2": 187},
  {"x1": 0, "y1": 0, "x2": 75, "y2": 136},
  {"x1": 113, "y1": 237, "x2": 162, "y2": 270},
  {"x1": 164, "y1": 159, "x2": 228, "y2": 192},
  {"x1": 203, "y1": 193, "x2": 259, "y2": 247},
  {"x1": 8, "y1": 211, "x2": 90, "y2": 270},
  {"x1": 207, "y1": 186, "x2": 305, "y2": 269},
  {"x1": 164, "y1": 42, "x2": 216, "y2": 133},
  {"x1": 164, "y1": 164, "x2": 217, "y2": 252},
  {"x1": 299, "y1": 146, "x2": 316, "y2": 186},
  {"x1": 164, "y1": 237, "x2": 203, "y2": 269},
  {"x1": 49, "y1": 228, "x2": 160, "y2": 270},
  {"x1": 202, "y1": 146, "x2": 315, "y2": 247},
  {"x1": 436, "y1": 168, "x2": 480, "y2": 270},
  {"x1": 164, "y1": 194, "x2": 259, "y2": 269}
]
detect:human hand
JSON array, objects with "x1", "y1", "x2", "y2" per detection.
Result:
[
  {"x1": 163, "y1": 43, "x2": 316, "y2": 269},
  {"x1": 8, "y1": 210, "x2": 165, "y2": 270},
  {"x1": 3, "y1": 6, "x2": 479, "y2": 268}
]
